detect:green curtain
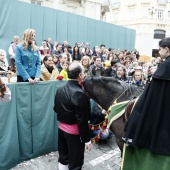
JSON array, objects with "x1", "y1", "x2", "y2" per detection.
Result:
[
  {"x1": 86, "y1": 18, "x2": 96, "y2": 46},
  {"x1": 43, "y1": 8, "x2": 57, "y2": 40},
  {"x1": 56, "y1": 10, "x2": 68, "y2": 43},
  {"x1": 77, "y1": 15, "x2": 87, "y2": 43},
  {"x1": 67, "y1": 13, "x2": 78, "y2": 45},
  {"x1": 0, "y1": 0, "x2": 136, "y2": 57},
  {"x1": 0, "y1": 80, "x2": 66, "y2": 170}
]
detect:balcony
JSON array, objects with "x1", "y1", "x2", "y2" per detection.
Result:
[
  {"x1": 101, "y1": 0, "x2": 111, "y2": 13},
  {"x1": 111, "y1": 2, "x2": 120, "y2": 10},
  {"x1": 157, "y1": 0, "x2": 168, "y2": 5},
  {"x1": 60, "y1": 0, "x2": 85, "y2": 5}
]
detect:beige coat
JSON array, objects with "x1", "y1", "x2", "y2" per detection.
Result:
[{"x1": 40, "y1": 64, "x2": 59, "y2": 81}]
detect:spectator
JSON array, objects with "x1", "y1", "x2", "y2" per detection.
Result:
[
  {"x1": 72, "y1": 45, "x2": 82, "y2": 61},
  {"x1": 82, "y1": 42, "x2": 93, "y2": 54},
  {"x1": 46, "y1": 38, "x2": 54, "y2": 54},
  {"x1": 90, "y1": 56, "x2": 105, "y2": 77},
  {"x1": 56, "y1": 53, "x2": 68, "y2": 73},
  {"x1": 81, "y1": 56, "x2": 91, "y2": 77},
  {"x1": 131, "y1": 70, "x2": 145, "y2": 88},
  {"x1": 90, "y1": 100, "x2": 110, "y2": 140},
  {"x1": 39, "y1": 40, "x2": 50, "y2": 61},
  {"x1": 92, "y1": 45, "x2": 98, "y2": 56},
  {"x1": 59, "y1": 61, "x2": 69, "y2": 80},
  {"x1": 83, "y1": 47, "x2": 92, "y2": 57},
  {"x1": 114, "y1": 65, "x2": 128, "y2": 82},
  {"x1": 40, "y1": 56, "x2": 59, "y2": 81},
  {"x1": 52, "y1": 54, "x2": 59, "y2": 67},
  {"x1": 0, "y1": 49, "x2": 9, "y2": 77},
  {"x1": 67, "y1": 45, "x2": 72, "y2": 55},
  {"x1": 104, "y1": 59, "x2": 118, "y2": 77},
  {"x1": 100, "y1": 44, "x2": 105, "y2": 56},
  {"x1": 104, "y1": 52, "x2": 114, "y2": 69},
  {"x1": 8, "y1": 35, "x2": 19, "y2": 72},
  {"x1": 53, "y1": 43, "x2": 63, "y2": 56},
  {"x1": 15, "y1": 29, "x2": 41, "y2": 83},
  {"x1": 0, "y1": 78, "x2": 11, "y2": 102}
]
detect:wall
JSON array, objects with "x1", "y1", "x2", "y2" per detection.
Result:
[{"x1": 0, "y1": 0, "x2": 136, "y2": 59}]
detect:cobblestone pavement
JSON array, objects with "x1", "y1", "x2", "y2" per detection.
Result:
[{"x1": 11, "y1": 135, "x2": 121, "y2": 170}]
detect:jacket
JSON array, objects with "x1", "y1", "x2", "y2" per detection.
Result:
[
  {"x1": 124, "y1": 56, "x2": 170, "y2": 155},
  {"x1": 15, "y1": 44, "x2": 41, "y2": 81},
  {"x1": 40, "y1": 64, "x2": 59, "y2": 81},
  {"x1": 54, "y1": 80, "x2": 91, "y2": 143}
]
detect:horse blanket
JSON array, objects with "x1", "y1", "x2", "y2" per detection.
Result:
[{"x1": 107, "y1": 100, "x2": 129, "y2": 129}]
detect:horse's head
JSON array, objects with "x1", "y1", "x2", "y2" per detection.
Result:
[
  {"x1": 84, "y1": 76, "x2": 144, "y2": 111},
  {"x1": 84, "y1": 76, "x2": 128, "y2": 110}
]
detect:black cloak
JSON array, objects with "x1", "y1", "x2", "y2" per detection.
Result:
[{"x1": 124, "y1": 56, "x2": 170, "y2": 155}]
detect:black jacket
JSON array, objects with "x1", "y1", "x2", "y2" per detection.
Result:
[
  {"x1": 124, "y1": 56, "x2": 170, "y2": 155},
  {"x1": 90, "y1": 65, "x2": 105, "y2": 77},
  {"x1": 54, "y1": 80, "x2": 91, "y2": 143}
]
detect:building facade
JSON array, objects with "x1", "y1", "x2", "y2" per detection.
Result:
[
  {"x1": 18, "y1": 0, "x2": 170, "y2": 57},
  {"x1": 18, "y1": 0, "x2": 111, "y2": 21},
  {"x1": 106, "y1": 0, "x2": 170, "y2": 57}
]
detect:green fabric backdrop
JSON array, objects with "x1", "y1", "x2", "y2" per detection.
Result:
[
  {"x1": 0, "y1": 0, "x2": 136, "y2": 61},
  {"x1": 0, "y1": 80, "x2": 66, "y2": 170}
]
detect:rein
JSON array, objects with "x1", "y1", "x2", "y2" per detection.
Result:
[
  {"x1": 109, "y1": 88, "x2": 128, "y2": 109},
  {"x1": 89, "y1": 88, "x2": 128, "y2": 143}
]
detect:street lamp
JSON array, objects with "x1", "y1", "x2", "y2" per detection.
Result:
[{"x1": 148, "y1": 7, "x2": 157, "y2": 15}]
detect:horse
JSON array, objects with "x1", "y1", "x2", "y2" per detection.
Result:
[
  {"x1": 109, "y1": 99, "x2": 136, "y2": 154},
  {"x1": 84, "y1": 77, "x2": 143, "y2": 153}
]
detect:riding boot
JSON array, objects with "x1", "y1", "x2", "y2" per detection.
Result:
[{"x1": 58, "y1": 163, "x2": 69, "y2": 170}]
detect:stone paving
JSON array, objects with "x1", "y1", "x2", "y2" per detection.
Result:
[{"x1": 11, "y1": 135, "x2": 121, "y2": 170}]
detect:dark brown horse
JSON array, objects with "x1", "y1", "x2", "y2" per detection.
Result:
[
  {"x1": 109, "y1": 99, "x2": 136, "y2": 153},
  {"x1": 84, "y1": 77, "x2": 143, "y2": 152}
]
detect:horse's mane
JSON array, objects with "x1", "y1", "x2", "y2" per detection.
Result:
[{"x1": 84, "y1": 76, "x2": 144, "y2": 110}]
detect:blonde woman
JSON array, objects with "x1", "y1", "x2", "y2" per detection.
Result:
[
  {"x1": 81, "y1": 56, "x2": 91, "y2": 77},
  {"x1": 15, "y1": 29, "x2": 41, "y2": 83},
  {"x1": 132, "y1": 70, "x2": 145, "y2": 88},
  {"x1": 104, "y1": 52, "x2": 114, "y2": 69}
]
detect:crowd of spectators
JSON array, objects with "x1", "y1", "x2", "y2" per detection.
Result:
[
  {"x1": 0, "y1": 35, "x2": 163, "y2": 88},
  {"x1": 0, "y1": 32, "x2": 164, "y2": 143}
]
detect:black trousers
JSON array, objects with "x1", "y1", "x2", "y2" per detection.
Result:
[
  {"x1": 10, "y1": 58, "x2": 15, "y2": 71},
  {"x1": 17, "y1": 75, "x2": 35, "y2": 82},
  {"x1": 58, "y1": 128, "x2": 85, "y2": 170}
]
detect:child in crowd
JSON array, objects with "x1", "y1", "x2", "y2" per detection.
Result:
[
  {"x1": 59, "y1": 61, "x2": 69, "y2": 80},
  {"x1": 52, "y1": 55, "x2": 59, "y2": 67}
]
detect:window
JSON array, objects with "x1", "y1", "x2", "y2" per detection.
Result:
[
  {"x1": 157, "y1": 9, "x2": 164, "y2": 19},
  {"x1": 67, "y1": 6, "x2": 77, "y2": 14},
  {"x1": 142, "y1": 7, "x2": 148, "y2": 18},
  {"x1": 128, "y1": 0, "x2": 136, "y2": 3},
  {"x1": 112, "y1": 12, "x2": 119, "y2": 21},
  {"x1": 154, "y1": 30, "x2": 166, "y2": 39},
  {"x1": 157, "y1": 0, "x2": 168, "y2": 3},
  {"x1": 128, "y1": 8, "x2": 135, "y2": 19},
  {"x1": 31, "y1": 1, "x2": 42, "y2": 5},
  {"x1": 112, "y1": 0, "x2": 120, "y2": 6}
]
